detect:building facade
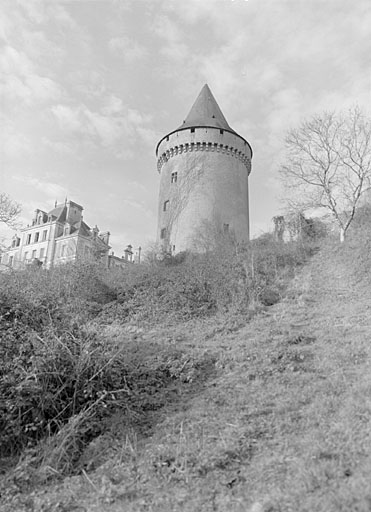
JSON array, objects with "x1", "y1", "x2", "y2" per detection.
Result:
[
  {"x1": 1, "y1": 200, "x2": 113, "y2": 269},
  {"x1": 155, "y1": 84, "x2": 253, "y2": 253}
]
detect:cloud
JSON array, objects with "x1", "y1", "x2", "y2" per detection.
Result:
[
  {"x1": 101, "y1": 94, "x2": 124, "y2": 115},
  {"x1": 12, "y1": 175, "x2": 69, "y2": 201},
  {"x1": 0, "y1": 118, "x2": 33, "y2": 159},
  {"x1": 51, "y1": 101, "x2": 155, "y2": 156},
  {"x1": 0, "y1": 45, "x2": 33, "y2": 75},
  {"x1": 16, "y1": 0, "x2": 78, "y2": 30},
  {"x1": 151, "y1": 14, "x2": 189, "y2": 60},
  {"x1": 0, "y1": 45, "x2": 63, "y2": 106},
  {"x1": 66, "y1": 70, "x2": 106, "y2": 98},
  {"x1": 41, "y1": 137, "x2": 74, "y2": 155},
  {"x1": 108, "y1": 36, "x2": 148, "y2": 63},
  {"x1": 22, "y1": 30, "x2": 65, "y2": 65},
  {"x1": 51, "y1": 104, "x2": 85, "y2": 133}
]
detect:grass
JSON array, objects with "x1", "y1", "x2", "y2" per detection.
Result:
[{"x1": 2, "y1": 229, "x2": 371, "y2": 511}]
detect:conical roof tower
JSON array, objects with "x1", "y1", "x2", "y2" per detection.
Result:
[{"x1": 155, "y1": 84, "x2": 253, "y2": 253}]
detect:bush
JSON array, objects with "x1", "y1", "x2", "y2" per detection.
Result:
[
  {"x1": 100, "y1": 235, "x2": 312, "y2": 325},
  {"x1": 0, "y1": 235, "x2": 313, "y2": 475}
]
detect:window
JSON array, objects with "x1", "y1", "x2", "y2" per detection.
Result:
[
  {"x1": 171, "y1": 172, "x2": 178, "y2": 183},
  {"x1": 172, "y1": 245, "x2": 175, "y2": 252},
  {"x1": 190, "y1": 128, "x2": 195, "y2": 133},
  {"x1": 220, "y1": 129, "x2": 224, "y2": 135},
  {"x1": 160, "y1": 228, "x2": 166, "y2": 239},
  {"x1": 42, "y1": 230, "x2": 47, "y2": 241},
  {"x1": 223, "y1": 223, "x2": 229, "y2": 233},
  {"x1": 40, "y1": 248, "x2": 45, "y2": 259},
  {"x1": 26, "y1": 234, "x2": 31, "y2": 245},
  {"x1": 34, "y1": 232, "x2": 39, "y2": 243},
  {"x1": 24, "y1": 252, "x2": 28, "y2": 260},
  {"x1": 163, "y1": 200, "x2": 169, "y2": 212},
  {"x1": 32, "y1": 250, "x2": 37, "y2": 259},
  {"x1": 9, "y1": 256, "x2": 13, "y2": 267},
  {"x1": 61, "y1": 245, "x2": 66, "y2": 257}
]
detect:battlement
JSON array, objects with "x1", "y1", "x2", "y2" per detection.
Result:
[
  {"x1": 156, "y1": 126, "x2": 252, "y2": 174},
  {"x1": 157, "y1": 141, "x2": 251, "y2": 173}
]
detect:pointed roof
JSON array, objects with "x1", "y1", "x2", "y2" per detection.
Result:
[
  {"x1": 177, "y1": 84, "x2": 235, "y2": 132},
  {"x1": 156, "y1": 84, "x2": 252, "y2": 156}
]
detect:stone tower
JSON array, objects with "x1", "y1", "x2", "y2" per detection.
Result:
[{"x1": 155, "y1": 84, "x2": 252, "y2": 253}]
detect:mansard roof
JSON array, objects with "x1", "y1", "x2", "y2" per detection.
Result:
[
  {"x1": 177, "y1": 84, "x2": 236, "y2": 132},
  {"x1": 48, "y1": 205, "x2": 67, "y2": 222}
]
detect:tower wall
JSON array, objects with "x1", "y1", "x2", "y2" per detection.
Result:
[{"x1": 156, "y1": 127, "x2": 252, "y2": 252}]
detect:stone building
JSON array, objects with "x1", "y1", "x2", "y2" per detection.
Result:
[
  {"x1": 155, "y1": 84, "x2": 253, "y2": 253},
  {"x1": 1, "y1": 199, "x2": 113, "y2": 269}
]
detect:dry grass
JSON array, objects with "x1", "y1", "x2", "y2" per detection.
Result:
[{"x1": 2, "y1": 235, "x2": 371, "y2": 511}]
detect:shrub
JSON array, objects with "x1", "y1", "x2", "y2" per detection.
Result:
[
  {"x1": 100, "y1": 235, "x2": 312, "y2": 325},
  {"x1": 0, "y1": 234, "x2": 313, "y2": 475}
]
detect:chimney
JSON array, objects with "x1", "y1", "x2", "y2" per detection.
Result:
[{"x1": 124, "y1": 244, "x2": 133, "y2": 262}]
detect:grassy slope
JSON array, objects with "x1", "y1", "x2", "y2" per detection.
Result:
[{"x1": 3, "y1": 239, "x2": 371, "y2": 512}]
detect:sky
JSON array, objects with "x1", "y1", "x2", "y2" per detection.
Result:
[{"x1": 1, "y1": 0, "x2": 370, "y2": 255}]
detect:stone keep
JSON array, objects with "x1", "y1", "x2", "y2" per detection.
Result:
[{"x1": 156, "y1": 84, "x2": 252, "y2": 253}]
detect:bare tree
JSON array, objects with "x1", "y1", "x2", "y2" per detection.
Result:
[
  {"x1": 0, "y1": 193, "x2": 21, "y2": 228},
  {"x1": 280, "y1": 107, "x2": 371, "y2": 242}
]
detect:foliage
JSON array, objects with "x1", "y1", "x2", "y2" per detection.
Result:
[
  {"x1": 0, "y1": 235, "x2": 313, "y2": 480},
  {"x1": 101, "y1": 236, "x2": 312, "y2": 325},
  {"x1": 0, "y1": 260, "x2": 215, "y2": 475}
]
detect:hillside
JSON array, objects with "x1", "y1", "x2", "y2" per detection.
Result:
[{"x1": 2, "y1": 234, "x2": 371, "y2": 511}]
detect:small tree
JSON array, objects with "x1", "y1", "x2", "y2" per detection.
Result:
[
  {"x1": 0, "y1": 193, "x2": 21, "y2": 228},
  {"x1": 280, "y1": 107, "x2": 371, "y2": 242}
]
